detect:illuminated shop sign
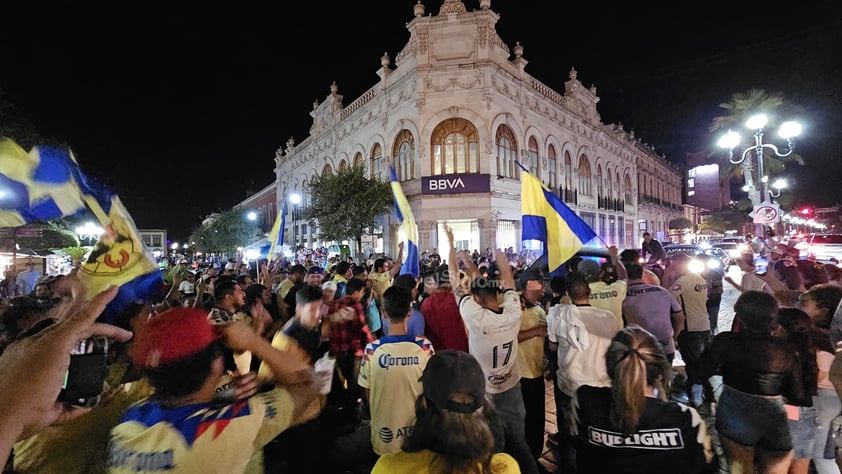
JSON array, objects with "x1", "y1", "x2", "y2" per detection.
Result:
[{"x1": 421, "y1": 173, "x2": 491, "y2": 195}]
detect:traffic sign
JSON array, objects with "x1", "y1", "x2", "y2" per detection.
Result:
[{"x1": 750, "y1": 201, "x2": 781, "y2": 224}]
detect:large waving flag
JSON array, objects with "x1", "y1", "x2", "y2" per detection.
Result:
[
  {"x1": 389, "y1": 166, "x2": 420, "y2": 278},
  {"x1": 0, "y1": 138, "x2": 163, "y2": 326},
  {"x1": 266, "y1": 202, "x2": 286, "y2": 261},
  {"x1": 519, "y1": 162, "x2": 597, "y2": 273}
]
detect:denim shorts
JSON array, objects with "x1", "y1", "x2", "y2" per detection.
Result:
[
  {"x1": 787, "y1": 405, "x2": 818, "y2": 458},
  {"x1": 716, "y1": 385, "x2": 792, "y2": 452}
]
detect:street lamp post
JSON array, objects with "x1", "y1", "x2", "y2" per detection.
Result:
[
  {"x1": 717, "y1": 113, "x2": 802, "y2": 234},
  {"x1": 75, "y1": 222, "x2": 104, "y2": 246}
]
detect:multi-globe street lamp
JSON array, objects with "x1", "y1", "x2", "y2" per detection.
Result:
[
  {"x1": 717, "y1": 113, "x2": 802, "y2": 234},
  {"x1": 717, "y1": 113, "x2": 802, "y2": 206},
  {"x1": 75, "y1": 222, "x2": 104, "y2": 245}
]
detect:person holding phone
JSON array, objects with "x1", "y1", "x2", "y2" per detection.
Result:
[{"x1": 0, "y1": 285, "x2": 133, "y2": 468}]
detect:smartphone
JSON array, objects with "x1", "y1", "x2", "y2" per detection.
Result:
[{"x1": 58, "y1": 337, "x2": 109, "y2": 408}]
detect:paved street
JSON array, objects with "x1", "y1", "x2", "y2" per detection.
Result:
[{"x1": 537, "y1": 264, "x2": 742, "y2": 473}]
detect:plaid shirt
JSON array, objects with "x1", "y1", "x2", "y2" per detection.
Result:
[{"x1": 328, "y1": 296, "x2": 373, "y2": 358}]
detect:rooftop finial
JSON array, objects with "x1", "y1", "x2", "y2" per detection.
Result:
[{"x1": 414, "y1": 0, "x2": 425, "y2": 17}]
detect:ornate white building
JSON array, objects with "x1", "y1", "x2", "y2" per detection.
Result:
[{"x1": 274, "y1": 0, "x2": 683, "y2": 257}]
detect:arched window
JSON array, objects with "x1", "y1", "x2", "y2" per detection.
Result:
[
  {"x1": 547, "y1": 145, "x2": 557, "y2": 189},
  {"x1": 527, "y1": 136, "x2": 539, "y2": 179},
  {"x1": 338, "y1": 160, "x2": 348, "y2": 172},
  {"x1": 393, "y1": 129, "x2": 416, "y2": 181},
  {"x1": 322, "y1": 164, "x2": 333, "y2": 176},
  {"x1": 495, "y1": 125, "x2": 517, "y2": 178},
  {"x1": 596, "y1": 164, "x2": 603, "y2": 197},
  {"x1": 370, "y1": 143, "x2": 383, "y2": 180},
  {"x1": 563, "y1": 152, "x2": 573, "y2": 190},
  {"x1": 578, "y1": 156, "x2": 592, "y2": 196},
  {"x1": 431, "y1": 118, "x2": 479, "y2": 176},
  {"x1": 615, "y1": 173, "x2": 621, "y2": 199},
  {"x1": 353, "y1": 152, "x2": 363, "y2": 170},
  {"x1": 606, "y1": 167, "x2": 613, "y2": 199},
  {"x1": 624, "y1": 175, "x2": 633, "y2": 204}
]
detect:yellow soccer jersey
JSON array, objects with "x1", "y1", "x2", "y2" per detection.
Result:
[
  {"x1": 358, "y1": 334, "x2": 434, "y2": 455},
  {"x1": 669, "y1": 272, "x2": 710, "y2": 332},
  {"x1": 107, "y1": 388, "x2": 296, "y2": 474},
  {"x1": 372, "y1": 449, "x2": 520, "y2": 473}
]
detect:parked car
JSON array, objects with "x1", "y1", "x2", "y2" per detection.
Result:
[
  {"x1": 711, "y1": 242, "x2": 742, "y2": 264},
  {"x1": 663, "y1": 244, "x2": 724, "y2": 276},
  {"x1": 662, "y1": 244, "x2": 725, "y2": 317},
  {"x1": 800, "y1": 234, "x2": 842, "y2": 263},
  {"x1": 706, "y1": 246, "x2": 731, "y2": 268}
]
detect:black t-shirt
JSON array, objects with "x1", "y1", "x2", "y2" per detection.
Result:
[
  {"x1": 283, "y1": 282, "x2": 306, "y2": 317},
  {"x1": 281, "y1": 317, "x2": 326, "y2": 363},
  {"x1": 573, "y1": 385, "x2": 714, "y2": 474}
]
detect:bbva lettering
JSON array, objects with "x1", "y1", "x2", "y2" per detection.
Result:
[{"x1": 428, "y1": 177, "x2": 465, "y2": 190}]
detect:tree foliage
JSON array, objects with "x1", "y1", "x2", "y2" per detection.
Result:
[
  {"x1": 0, "y1": 223, "x2": 79, "y2": 253},
  {"x1": 303, "y1": 163, "x2": 393, "y2": 252},
  {"x1": 188, "y1": 209, "x2": 260, "y2": 256},
  {"x1": 668, "y1": 217, "x2": 693, "y2": 230},
  {"x1": 698, "y1": 215, "x2": 727, "y2": 234}
]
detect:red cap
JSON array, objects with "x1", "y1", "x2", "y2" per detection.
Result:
[{"x1": 131, "y1": 307, "x2": 221, "y2": 369}]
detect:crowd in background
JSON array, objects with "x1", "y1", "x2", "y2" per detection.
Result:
[{"x1": 1, "y1": 232, "x2": 842, "y2": 473}]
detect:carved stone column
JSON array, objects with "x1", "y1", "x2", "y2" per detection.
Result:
[
  {"x1": 478, "y1": 217, "x2": 497, "y2": 252},
  {"x1": 418, "y1": 220, "x2": 437, "y2": 254}
]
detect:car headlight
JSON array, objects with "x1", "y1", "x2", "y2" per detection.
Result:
[
  {"x1": 688, "y1": 260, "x2": 705, "y2": 273},
  {"x1": 707, "y1": 259, "x2": 721, "y2": 270},
  {"x1": 729, "y1": 249, "x2": 741, "y2": 258}
]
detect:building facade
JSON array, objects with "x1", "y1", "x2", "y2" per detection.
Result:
[
  {"x1": 273, "y1": 0, "x2": 683, "y2": 257},
  {"x1": 139, "y1": 229, "x2": 167, "y2": 259},
  {"x1": 685, "y1": 151, "x2": 730, "y2": 213}
]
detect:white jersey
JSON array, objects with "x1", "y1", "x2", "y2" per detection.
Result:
[{"x1": 459, "y1": 290, "x2": 522, "y2": 394}]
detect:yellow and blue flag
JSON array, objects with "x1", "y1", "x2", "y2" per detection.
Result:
[
  {"x1": 266, "y1": 202, "x2": 286, "y2": 263},
  {"x1": 520, "y1": 163, "x2": 597, "y2": 273},
  {"x1": 0, "y1": 138, "x2": 163, "y2": 326},
  {"x1": 390, "y1": 166, "x2": 420, "y2": 278}
]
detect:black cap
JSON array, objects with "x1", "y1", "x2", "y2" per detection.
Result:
[{"x1": 420, "y1": 350, "x2": 485, "y2": 414}]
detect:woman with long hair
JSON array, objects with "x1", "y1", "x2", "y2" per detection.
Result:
[
  {"x1": 372, "y1": 350, "x2": 518, "y2": 474},
  {"x1": 699, "y1": 290, "x2": 803, "y2": 474},
  {"x1": 572, "y1": 325, "x2": 715, "y2": 473},
  {"x1": 797, "y1": 284, "x2": 842, "y2": 473},
  {"x1": 777, "y1": 308, "x2": 820, "y2": 474}
]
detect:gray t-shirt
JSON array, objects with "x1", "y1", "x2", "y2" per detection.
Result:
[{"x1": 622, "y1": 282, "x2": 682, "y2": 355}]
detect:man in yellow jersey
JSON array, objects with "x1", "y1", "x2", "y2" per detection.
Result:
[{"x1": 663, "y1": 253, "x2": 710, "y2": 407}]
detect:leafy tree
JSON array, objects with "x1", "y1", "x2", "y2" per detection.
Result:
[
  {"x1": 304, "y1": 163, "x2": 393, "y2": 253},
  {"x1": 188, "y1": 210, "x2": 259, "y2": 256},
  {"x1": 0, "y1": 223, "x2": 79, "y2": 253},
  {"x1": 698, "y1": 215, "x2": 727, "y2": 234},
  {"x1": 58, "y1": 246, "x2": 90, "y2": 267},
  {"x1": 668, "y1": 217, "x2": 693, "y2": 230}
]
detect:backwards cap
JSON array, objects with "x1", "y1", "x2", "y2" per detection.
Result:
[
  {"x1": 420, "y1": 350, "x2": 486, "y2": 414},
  {"x1": 131, "y1": 307, "x2": 221, "y2": 369}
]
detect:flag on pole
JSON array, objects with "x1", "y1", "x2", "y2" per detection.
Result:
[
  {"x1": 519, "y1": 162, "x2": 597, "y2": 273},
  {"x1": 389, "y1": 165, "x2": 420, "y2": 278},
  {"x1": 0, "y1": 138, "x2": 163, "y2": 325},
  {"x1": 266, "y1": 202, "x2": 287, "y2": 263}
]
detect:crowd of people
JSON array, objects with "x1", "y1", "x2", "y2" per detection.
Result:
[{"x1": 1, "y1": 230, "x2": 842, "y2": 473}]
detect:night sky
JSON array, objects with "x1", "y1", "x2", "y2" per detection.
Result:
[{"x1": 2, "y1": 2, "x2": 840, "y2": 240}]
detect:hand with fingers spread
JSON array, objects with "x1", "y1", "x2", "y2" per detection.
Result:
[{"x1": 0, "y1": 286, "x2": 132, "y2": 465}]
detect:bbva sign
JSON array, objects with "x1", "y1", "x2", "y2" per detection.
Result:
[{"x1": 421, "y1": 173, "x2": 491, "y2": 195}]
